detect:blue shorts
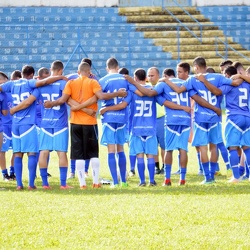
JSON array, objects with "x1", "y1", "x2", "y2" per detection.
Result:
[
  {"x1": 39, "y1": 127, "x2": 69, "y2": 152},
  {"x1": 156, "y1": 116, "x2": 165, "y2": 150},
  {"x1": 192, "y1": 122, "x2": 222, "y2": 146},
  {"x1": 1, "y1": 124, "x2": 12, "y2": 152},
  {"x1": 225, "y1": 115, "x2": 250, "y2": 148},
  {"x1": 129, "y1": 135, "x2": 158, "y2": 156},
  {"x1": 101, "y1": 123, "x2": 128, "y2": 146},
  {"x1": 165, "y1": 125, "x2": 190, "y2": 151},
  {"x1": 12, "y1": 124, "x2": 38, "y2": 153}
]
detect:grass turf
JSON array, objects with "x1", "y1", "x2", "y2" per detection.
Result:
[{"x1": 1, "y1": 121, "x2": 250, "y2": 249}]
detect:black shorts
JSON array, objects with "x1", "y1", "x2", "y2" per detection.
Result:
[{"x1": 70, "y1": 124, "x2": 99, "y2": 160}]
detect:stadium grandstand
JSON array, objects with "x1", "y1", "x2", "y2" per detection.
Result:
[{"x1": 0, "y1": 0, "x2": 249, "y2": 77}]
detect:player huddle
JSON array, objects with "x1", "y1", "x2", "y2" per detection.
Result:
[{"x1": 0, "y1": 56, "x2": 250, "y2": 190}]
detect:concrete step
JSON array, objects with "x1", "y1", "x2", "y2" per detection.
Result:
[
  {"x1": 153, "y1": 36, "x2": 234, "y2": 46},
  {"x1": 119, "y1": 7, "x2": 200, "y2": 16},
  {"x1": 162, "y1": 44, "x2": 245, "y2": 52},
  {"x1": 126, "y1": 14, "x2": 210, "y2": 23},
  {"x1": 135, "y1": 22, "x2": 217, "y2": 31},
  {"x1": 143, "y1": 29, "x2": 224, "y2": 39}
]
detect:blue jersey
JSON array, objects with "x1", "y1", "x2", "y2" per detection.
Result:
[
  {"x1": 99, "y1": 73, "x2": 129, "y2": 124},
  {"x1": 126, "y1": 85, "x2": 157, "y2": 136},
  {"x1": 38, "y1": 80, "x2": 68, "y2": 128},
  {"x1": 154, "y1": 79, "x2": 191, "y2": 126},
  {"x1": 220, "y1": 81, "x2": 250, "y2": 117},
  {"x1": 0, "y1": 92, "x2": 12, "y2": 125},
  {"x1": 184, "y1": 73, "x2": 231, "y2": 123},
  {"x1": 1, "y1": 79, "x2": 39, "y2": 125}
]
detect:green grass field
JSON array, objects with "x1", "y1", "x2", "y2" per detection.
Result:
[{"x1": 1, "y1": 120, "x2": 250, "y2": 249}]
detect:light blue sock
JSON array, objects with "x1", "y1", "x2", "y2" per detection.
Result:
[
  {"x1": 14, "y1": 156, "x2": 23, "y2": 187},
  {"x1": 118, "y1": 152, "x2": 127, "y2": 183},
  {"x1": 217, "y1": 142, "x2": 230, "y2": 170},
  {"x1": 243, "y1": 148, "x2": 250, "y2": 178},
  {"x1": 147, "y1": 158, "x2": 155, "y2": 183},
  {"x1": 108, "y1": 153, "x2": 118, "y2": 185},
  {"x1": 137, "y1": 157, "x2": 145, "y2": 184},
  {"x1": 60, "y1": 167, "x2": 68, "y2": 186}
]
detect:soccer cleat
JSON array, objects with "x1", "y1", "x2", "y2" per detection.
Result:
[
  {"x1": 215, "y1": 171, "x2": 222, "y2": 176},
  {"x1": 129, "y1": 170, "x2": 135, "y2": 177},
  {"x1": 173, "y1": 169, "x2": 180, "y2": 175},
  {"x1": 67, "y1": 173, "x2": 75, "y2": 179},
  {"x1": 148, "y1": 181, "x2": 157, "y2": 186},
  {"x1": 60, "y1": 185, "x2": 74, "y2": 190},
  {"x1": 121, "y1": 182, "x2": 129, "y2": 187},
  {"x1": 227, "y1": 169, "x2": 233, "y2": 179},
  {"x1": 179, "y1": 180, "x2": 186, "y2": 186},
  {"x1": 162, "y1": 179, "x2": 171, "y2": 186},
  {"x1": 138, "y1": 182, "x2": 146, "y2": 187},
  {"x1": 228, "y1": 177, "x2": 242, "y2": 184},
  {"x1": 28, "y1": 186, "x2": 37, "y2": 190},
  {"x1": 242, "y1": 175, "x2": 249, "y2": 181},
  {"x1": 16, "y1": 186, "x2": 24, "y2": 191},
  {"x1": 92, "y1": 183, "x2": 101, "y2": 188},
  {"x1": 80, "y1": 185, "x2": 87, "y2": 189},
  {"x1": 197, "y1": 170, "x2": 203, "y2": 176},
  {"x1": 155, "y1": 167, "x2": 161, "y2": 175},
  {"x1": 100, "y1": 178, "x2": 111, "y2": 185},
  {"x1": 3, "y1": 174, "x2": 11, "y2": 181},
  {"x1": 9, "y1": 173, "x2": 16, "y2": 180},
  {"x1": 110, "y1": 184, "x2": 119, "y2": 188},
  {"x1": 42, "y1": 185, "x2": 51, "y2": 190},
  {"x1": 159, "y1": 168, "x2": 165, "y2": 175},
  {"x1": 200, "y1": 179, "x2": 214, "y2": 185},
  {"x1": 47, "y1": 173, "x2": 52, "y2": 177}
]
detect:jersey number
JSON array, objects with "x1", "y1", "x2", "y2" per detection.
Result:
[
  {"x1": 42, "y1": 93, "x2": 60, "y2": 110},
  {"x1": 12, "y1": 92, "x2": 30, "y2": 105},
  {"x1": 134, "y1": 100, "x2": 152, "y2": 117}
]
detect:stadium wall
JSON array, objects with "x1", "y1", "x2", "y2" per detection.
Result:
[{"x1": 0, "y1": 0, "x2": 250, "y2": 7}]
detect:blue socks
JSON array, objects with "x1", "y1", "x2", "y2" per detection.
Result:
[
  {"x1": 229, "y1": 150, "x2": 240, "y2": 179},
  {"x1": 108, "y1": 153, "x2": 118, "y2": 185},
  {"x1": 59, "y1": 167, "x2": 68, "y2": 186},
  {"x1": 129, "y1": 155, "x2": 136, "y2": 172},
  {"x1": 14, "y1": 156, "x2": 23, "y2": 187},
  {"x1": 28, "y1": 155, "x2": 37, "y2": 188},
  {"x1": 118, "y1": 152, "x2": 126, "y2": 183},
  {"x1": 70, "y1": 159, "x2": 76, "y2": 174},
  {"x1": 137, "y1": 157, "x2": 145, "y2": 184},
  {"x1": 164, "y1": 164, "x2": 171, "y2": 179},
  {"x1": 40, "y1": 168, "x2": 49, "y2": 186},
  {"x1": 202, "y1": 162, "x2": 210, "y2": 181},
  {"x1": 180, "y1": 167, "x2": 187, "y2": 181},
  {"x1": 147, "y1": 158, "x2": 155, "y2": 183}
]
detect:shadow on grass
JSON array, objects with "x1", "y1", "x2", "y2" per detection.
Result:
[{"x1": 1, "y1": 174, "x2": 250, "y2": 196}]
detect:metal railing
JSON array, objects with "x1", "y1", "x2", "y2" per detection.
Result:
[
  {"x1": 215, "y1": 36, "x2": 250, "y2": 62},
  {"x1": 162, "y1": 0, "x2": 203, "y2": 43}
]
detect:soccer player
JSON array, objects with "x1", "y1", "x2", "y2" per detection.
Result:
[
  {"x1": 152, "y1": 57, "x2": 238, "y2": 184},
  {"x1": 147, "y1": 67, "x2": 165, "y2": 175},
  {"x1": 44, "y1": 62, "x2": 126, "y2": 189},
  {"x1": 125, "y1": 64, "x2": 221, "y2": 186},
  {"x1": 0, "y1": 71, "x2": 20, "y2": 181},
  {"x1": 101, "y1": 68, "x2": 159, "y2": 186},
  {"x1": 0, "y1": 71, "x2": 10, "y2": 181},
  {"x1": 1, "y1": 65, "x2": 66, "y2": 190},
  {"x1": 99, "y1": 58, "x2": 130, "y2": 187},
  {"x1": 219, "y1": 60, "x2": 233, "y2": 74},
  {"x1": 200, "y1": 65, "x2": 250, "y2": 183},
  {"x1": 165, "y1": 56, "x2": 242, "y2": 184}
]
